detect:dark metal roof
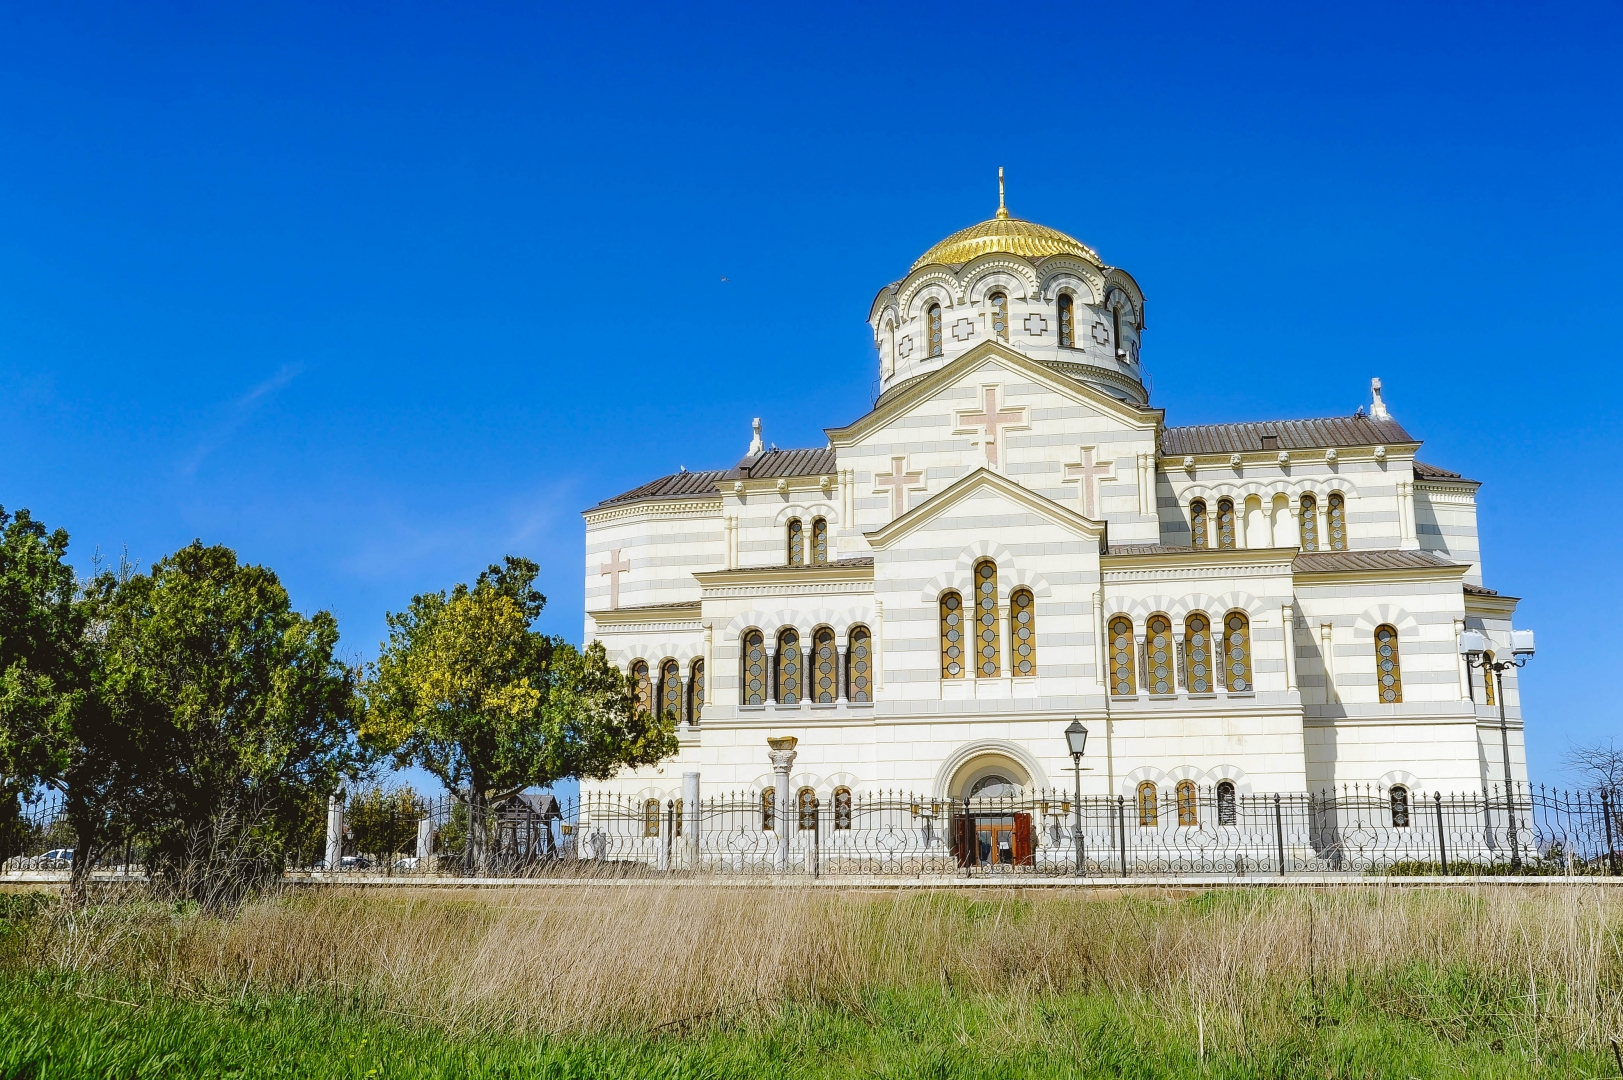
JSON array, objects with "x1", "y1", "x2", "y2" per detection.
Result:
[
  {"x1": 704, "y1": 556, "x2": 874, "y2": 575},
  {"x1": 726, "y1": 446, "x2": 837, "y2": 480},
  {"x1": 1414, "y1": 460, "x2": 1481, "y2": 485},
  {"x1": 591, "y1": 469, "x2": 726, "y2": 509},
  {"x1": 1103, "y1": 544, "x2": 1200, "y2": 556},
  {"x1": 1292, "y1": 549, "x2": 1459, "y2": 574},
  {"x1": 1161, "y1": 415, "x2": 1414, "y2": 456},
  {"x1": 1462, "y1": 582, "x2": 1499, "y2": 596}
]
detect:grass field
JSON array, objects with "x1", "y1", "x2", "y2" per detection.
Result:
[{"x1": 2, "y1": 883, "x2": 1621, "y2": 1078}]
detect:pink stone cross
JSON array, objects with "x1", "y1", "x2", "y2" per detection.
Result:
[
  {"x1": 1062, "y1": 446, "x2": 1116, "y2": 519},
  {"x1": 954, "y1": 386, "x2": 1028, "y2": 467},
  {"x1": 873, "y1": 456, "x2": 925, "y2": 520},
  {"x1": 598, "y1": 548, "x2": 629, "y2": 610}
]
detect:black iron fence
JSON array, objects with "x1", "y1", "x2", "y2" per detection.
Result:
[{"x1": 10, "y1": 784, "x2": 1623, "y2": 880}]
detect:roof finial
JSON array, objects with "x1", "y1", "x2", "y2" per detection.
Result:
[
  {"x1": 1369, "y1": 377, "x2": 1391, "y2": 421},
  {"x1": 996, "y1": 166, "x2": 1009, "y2": 220},
  {"x1": 748, "y1": 417, "x2": 763, "y2": 456}
]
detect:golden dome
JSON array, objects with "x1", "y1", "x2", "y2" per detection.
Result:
[{"x1": 912, "y1": 212, "x2": 1098, "y2": 271}]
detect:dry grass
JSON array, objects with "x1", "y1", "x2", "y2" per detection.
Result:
[{"x1": 18, "y1": 882, "x2": 1623, "y2": 1054}]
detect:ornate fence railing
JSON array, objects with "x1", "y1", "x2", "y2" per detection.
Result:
[{"x1": 8, "y1": 784, "x2": 1623, "y2": 880}]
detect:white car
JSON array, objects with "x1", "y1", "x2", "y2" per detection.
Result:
[{"x1": 41, "y1": 849, "x2": 74, "y2": 868}]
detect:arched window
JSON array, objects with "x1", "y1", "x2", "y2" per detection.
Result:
[
  {"x1": 833, "y1": 786, "x2": 853, "y2": 830},
  {"x1": 1299, "y1": 494, "x2": 1318, "y2": 551},
  {"x1": 1374, "y1": 624, "x2": 1403, "y2": 703},
  {"x1": 760, "y1": 787, "x2": 775, "y2": 831},
  {"x1": 687, "y1": 658, "x2": 705, "y2": 724},
  {"x1": 847, "y1": 626, "x2": 872, "y2": 702},
  {"x1": 1223, "y1": 611, "x2": 1252, "y2": 692},
  {"x1": 1184, "y1": 613, "x2": 1213, "y2": 694},
  {"x1": 631, "y1": 660, "x2": 652, "y2": 714},
  {"x1": 1216, "y1": 498, "x2": 1236, "y2": 549},
  {"x1": 1010, "y1": 589, "x2": 1036, "y2": 676},
  {"x1": 927, "y1": 302, "x2": 943, "y2": 357},
  {"x1": 787, "y1": 518, "x2": 804, "y2": 566},
  {"x1": 1146, "y1": 614, "x2": 1174, "y2": 696},
  {"x1": 798, "y1": 787, "x2": 818, "y2": 830},
  {"x1": 741, "y1": 630, "x2": 765, "y2": 706},
  {"x1": 776, "y1": 629, "x2": 802, "y2": 704},
  {"x1": 1137, "y1": 782, "x2": 1158, "y2": 827},
  {"x1": 1327, "y1": 493, "x2": 1347, "y2": 551},
  {"x1": 1216, "y1": 780, "x2": 1237, "y2": 826},
  {"x1": 659, "y1": 659, "x2": 680, "y2": 718},
  {"x1": 811, "y1": 518, "x2": 828, "y2": 565},
  {"x1": 674, "y1": 798, "x2": 683, "y2": 837},
  {"x1": 1482, "y1": 651, "x2": 1496, "y2": 706},
  {"x1": 1390, "y1": 785, "x2": 1411, "y2": 828},
  {"x1": 643, "y1": 798, "x2": 660, "y2": 838},
  {"x1": 1057, "y1": 293, "x2": 1075, "y2": 347},
  {"x1": 811, "y1": 627, "x2": 837, "y2": 703},
  {"x1": 1190, "y1": 499, "x2": 1208, "y2": 549},
  {"x1": 973, "y1": 560, "x2": 1000, "y2": 677},
  {"x1": 989, "y1": 292, "x2": 1009, "y2": 341},
  {"x1": 1109, "y1": 615, "x2": 1137, "y2": 696},
  {"x1": 1112, "y1": 303, "x2": 1123, "y2": 354},
  {"x1": 940, "y1": 592, "x2": 965, "y2": 679},
  {"x1": 1176, "y1": 780, "x2": 1198, "y2": 827}
]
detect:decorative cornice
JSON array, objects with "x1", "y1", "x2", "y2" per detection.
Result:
[
  {"x1": 589, "y1": 602, "x2": 702, "y2": 626},
  {"x1": 695, "y1": 563, "x2": 874, "y2": 589},
  {"x1": 1464, "y1": 593, "x2": 1521, "y2": 618},
  {"x1": 584, "y1": 498, "x2": 722, "y2": 525},
  {"x1": 865, "y1": 466, "x2": 1104, "y2": 550},
  {"x1": 1102, "y1": 547, "x2": 1297, "y2": 573}
]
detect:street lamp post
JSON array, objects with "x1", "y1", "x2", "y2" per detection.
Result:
[
  {"x1": 1459, "y1": 628, "x2": 1535, "y2": 869},
  {"x1": 1065, "y1": 720, "x2": 1089, "y2": 879}
]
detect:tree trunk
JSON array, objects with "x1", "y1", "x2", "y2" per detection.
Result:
[
  {"x1": 65, "y1": 803, "x2": 97, "y2": 909},
  {"x1": 468, "y1": 778, "x2": 489, "y2": 875}
]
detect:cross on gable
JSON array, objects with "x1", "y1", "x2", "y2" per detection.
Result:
[
  {"x1": 873, "y1": 455, "x2": 926, "y2": 520},
  {"x1": 1062, "y1": 446, "x2": 1116, "y2": 519},
  {"x1": 598, "y1": 548, "x2": 629, "y2": 610},
  {"x1": 953, "y1": 386, "x2": 1029, "y2": 468}
]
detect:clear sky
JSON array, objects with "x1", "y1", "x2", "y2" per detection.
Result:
[{"x1": 2, "y1": 2, "x2": 1619, "y2": 787}]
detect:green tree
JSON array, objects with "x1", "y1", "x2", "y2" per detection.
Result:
[
  {"x1": 0, "y1": 507, "x2": 132, "y2": 904},
  {"x1": 99, "y1": 542, "x2": 363, "y2": 905},
  {"x1": 362, "y1": 557, "x2": 674, "y2": 869},
  {"x1": 345, "y1": 784, "x2": 424, "y2": 864}
]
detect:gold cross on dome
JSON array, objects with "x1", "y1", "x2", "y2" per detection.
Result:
[
  {"x1": 1062, "y1": 447, "x2": 1116, "y2": 519},
  {"x1": 873, "y1": 456, "x2": 926, "y2": 521},
  {"x1": 954, "y1": 386, "x2": 1029, "y2": 468}
]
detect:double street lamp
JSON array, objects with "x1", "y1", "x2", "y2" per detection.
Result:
[
  {"x1": 1064, "y1": 720, "x2": 1089, "y2": 878},
  {"x1": 1459, "y1": 628, "x2": 1535, "y2": 869}
]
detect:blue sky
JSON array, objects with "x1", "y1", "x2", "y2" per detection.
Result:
[{"x1": 2, "y1": 2, "x2": 1619, "y2": 786}]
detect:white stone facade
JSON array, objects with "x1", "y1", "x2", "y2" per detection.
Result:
[{"x1": 580, "y1": 208, "x2": 1527, "y2": 809}]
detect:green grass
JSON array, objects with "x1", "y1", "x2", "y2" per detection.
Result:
[{"x1": 0, "y1": 971, "x2": 1611, "y2": 1079}]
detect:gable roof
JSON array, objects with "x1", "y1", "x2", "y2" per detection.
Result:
[
  {"x1": 725, "y1": 446, "x2": 836, "y2": 480},
  {"x1": 1161, "y1": 415, "x2": 1414, "y2": 456},
  {"x1": 828, "y1": 339, "x2": 1162, "y2": 447},
  {"x1": 865, "y1": 467, "x2": 1104, "y2": 550},
  {"x1": 590, "y1": 469, "x2": 727, "y2": 509}
]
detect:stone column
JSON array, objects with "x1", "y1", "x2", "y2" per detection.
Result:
[
  {"x1": 703, "y1": 623, "x2": 714, "y2": 706},
  {"x1": 765, "y1": 647, "x2": 778, "y2": 705},
  {"x1": 768, "y1": 737, "x2": 798, "y2": 873},
  {"x1": 324, "y1": 793, "x2": 344, "y2": 872},
  {"x1": 1318, "y1": 503, "x2": 1333, "y2": 551},
  {"x1": 1281, "y1": 605, "x2": 1298, "y2": 693},
  {"x1": 1320, "y1": 622, "x2": 1338, "y2": 704},
  {"x1": 836, "y1": 645, "x2": 848, "y2": 704},
  {"x1": 998, "y1": 597, "x2": 1011, "y2": 681},
  {"x1": 873, "y1": 602, "x2": 885, "y2": 691},
  {"x1": 416, "y1": 815, "x2": 433, "y2": 868},
  {"x1": 683, "y1": 771, "x2": 701, "y2": 865}
]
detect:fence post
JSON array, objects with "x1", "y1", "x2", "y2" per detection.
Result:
[
  {"x1": 659, "y1": 800, "x2": 672, "y2": 872},
  {"x1": 1603, "y1": 791, "x2": 1619, "y2": 877},
  {"x1": 683, "y1": 771, "x2": 701, "y2": 868},
  {"x1": 324, "y1": 792, "x2": 344, "y2": 873},
  {"x1": 808, "y1": 797, "x2": 819, "y2": 878},
  {"x1": 1117, "y1": 794, "x2": 1128, "y2": 878},
  {"x1": 1274, "y1": 793, "x2": 1286, "y2": 876},
  {"x1": 1434, "y1": 792, "x2": 1449, "y2": 876}
]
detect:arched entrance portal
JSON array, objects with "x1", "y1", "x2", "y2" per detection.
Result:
[{"x1": 947, "y1": 752, "x2": 1035, "y2": 869}]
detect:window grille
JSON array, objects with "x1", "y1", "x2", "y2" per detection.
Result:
[
  {"x1": 787, "y1": 518, "x2": 804, "y2": 566},
  {"x1": 989, "y1": 292, "x2": 1009, "y2": 341},
  {"x1": 1327, "y1": 493, "x2": 1347, "y2": 551},
  {"x1": 776, "y1": 629, "x2": 802, "y2": 704},
  {"x1": 673, "y1": 798, "x2": 683, "y2": 837},
  {"x1": 833, "y1": 787, "x2": 853, "y2": 830},
  {"x1": 1147, "y1": 614, "x2": 1175, "y2": 695},
  {"x1": 761, "y1": 788, "x2": 775, "y2": 831},
  {"x1": 1216, "y1": 498, "x2": 1236, "y2": 549},
  {"x1": 1223, "y1": 612, "x2": 1252, "y2": 692},
  {"x1": 974, "y1": 560, "x2": 1000, "y2": 677},
  {"x1": 1390, "y1": 785, "x2": 1410, "y2": 828},
  {"x1": 811, "y1": 518, "x2": 828, "y2": 565},
  {"x1": 741, "y1": 631, "x2": 765, "y2": 705},
  {"x1": 928, "y1": 303, "x2": 943, "y2": 357},
  {"x1": 1190, "y1": 499, "x2": 1208, "y2": 549},
  {"x1": 1375, "y1": 624, "x2": 1403, "y2": 703},
  {"x1": 798, "y1": 787, "x2": 818, "y2": 830},
  {"x1": 812, "y1": 627, "x2": 837, "y2": 703},
  {"x1": 1058, "y1": 293, "x2": 1074, "y2": 347},
  {"x1": 631, "y1": 660, "x2": 651, "y2": 714},
  {"x1": 1299, "y1": 493, "x2": 1318, "y2": 551},
  {"x1": 1185, "y1": 613, "x2": 1213, "y2": 693},
  {"x1": 659, "y1": 659, "x2": 680, "y2": 718},
  {"x1": 1216, "y1": 780, "x2": 1237, "y2": 826},
  {"x1": 643, "y1": 799, "x2": 660, "y2": 838},
  {"x1": 940, "y1": 592, "x2": 965, "y2": 678},
  {"x1": 687, "y1": 659, "x2": 704, "y2": 724},
  {"x1": 1137, "y1": 782, "x2": 1158, "y2": 827},
  {"x1": 1482, "y1": 651, "x2": 1496, "y2": 706},
  {"x1": 1176, "y1": 780, "x2": 1198, "y2": 827},
  {"x1": 1010, "y1": 589, "x2": 1035, "y2": 676},
  {"x1": 847, "y1": 626, "x2": 872, "y2": 701},
  {"x1": 1109, "y1": 616, "x2": 1137, "y2": 695}
]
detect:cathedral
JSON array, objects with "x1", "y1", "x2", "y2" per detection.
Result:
[{"x1": 580, "y1": 178, "x2": 1527, "y2": 809}]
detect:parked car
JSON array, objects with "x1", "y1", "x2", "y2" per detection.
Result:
[
  {"x1": 392, "y1": 856, "x2": 419, "y2": 872},
  {"x1": 341, "y1": 855, "x2": 370, "y2": 870},
  {"x1": 41, "y1": 849, "x2": 74, "y2": 869}
]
